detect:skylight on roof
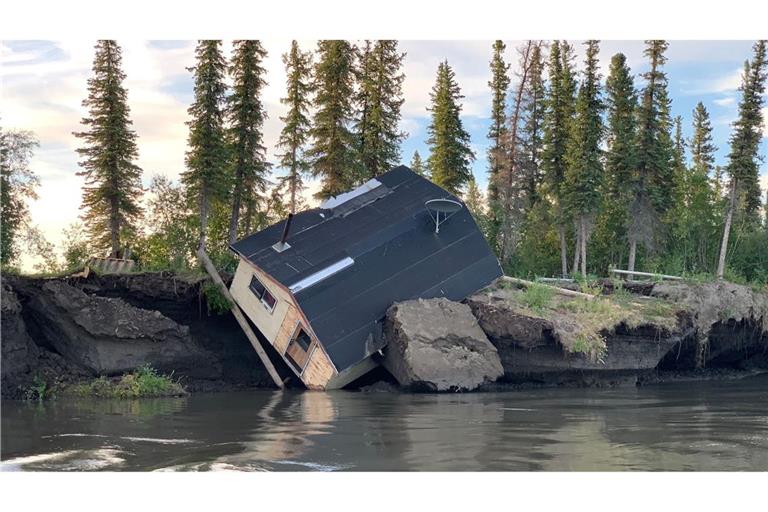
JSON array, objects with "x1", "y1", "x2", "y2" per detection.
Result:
[
  {"x1": 289, "y1": 257, "x2": 354, "y2": 294},
  {"x1": 320, "y1": 178, "x2": 382, "y2": 209}
]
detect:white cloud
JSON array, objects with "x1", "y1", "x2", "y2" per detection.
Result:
[{"x1": 713, "y1": 96, "x2": 736, "y2": 107}]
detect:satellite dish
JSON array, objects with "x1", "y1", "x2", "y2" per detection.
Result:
[{"x1": 425, "y1": 198, "x2": 463, "y2": 233}]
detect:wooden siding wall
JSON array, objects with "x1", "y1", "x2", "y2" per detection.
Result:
[
  {"x1": 230, "y1": 258, "x2": 338, "y2": 390},
  {"x1": 230, "y1": 260, "x2": 293, "y2": 341}
]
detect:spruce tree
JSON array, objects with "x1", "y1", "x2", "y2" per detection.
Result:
[
  {"x1": 275, "y1": 40, "x2": 313, "y2": 214},
  {"x1": 182, "y1": 40, "x2": 229, "y2": 253},
  {"x1": 564, "y1": 40, "x2": 603, "y2": 278},
  {"x1": 227, "y1": 40, "x2": 269, "y2": 244},
  {"x1": 682, "y1": 102, "x2": 719, "y2": 271},
  {"x1": 627, "y1": 40, "x2": 673, "y2": 273},
  {"x1": 309, "y1": 40, "x2": 357, "y2": 199},
  {"x1": 410, "y1": 150, "x2": 428, "y2": 177},
  {"x1": 74, "y1": 40, "x2": 143, "y2": 257},
  {"x1": 604, "y1": 53, "x2": 637, "y2": 199},
  {"x1": 541, "y1": 40, "x2": 577, "y2": 276},
  {"x1": 426, "y1": 60, "x2": 475, "y2": 195},
  {"x1": 594, "y1": 53, "x2": 636, "y2": 270},
  {"x1": 487, "y1": 40, "x2": 510, "y2": 208},
  {"x1": 355, "y1": 40, "x2": 406, "y2": 179},
  {"x1": 521, "y1": 43, "x2": 546, "y2": 207},
  {"x1": 717, "y1": 40, "x2": 767, "y2": 279},
  {"x1": 671, "y1": 116, "x2": 687, "y2": 207},
  {"x1": 464, "y1": 176, "x2": 488, "y2": 236},
  {"x1": 497, "y1": 41, "x2": 539, "y2": 265},
  {"x1": 690, "y1": 102, "x2": 717, "y2": 174}
]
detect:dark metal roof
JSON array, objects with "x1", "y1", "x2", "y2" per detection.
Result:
[{"x1": 230, "y1": 166, "x2": 502, "y2": 372}]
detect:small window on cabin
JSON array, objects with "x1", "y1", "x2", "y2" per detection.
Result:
[
  {"x1": 249, "y1": 275, "x2": 277, "y2": 312},
  {"x1": 294, "y1": 328, "x2": 312, "y2": 352}
]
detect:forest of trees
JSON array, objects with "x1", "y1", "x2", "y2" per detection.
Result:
[{"x1": 1, "y1": 39, "x2": 767, "y2": 285}]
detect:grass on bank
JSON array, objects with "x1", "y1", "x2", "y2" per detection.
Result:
[
  {"x1": 66, "y1": 365, "x2": 186, "y2": 399},
  {"x1": 496, "y1": 278, "x2": 679, "y2": 363}
]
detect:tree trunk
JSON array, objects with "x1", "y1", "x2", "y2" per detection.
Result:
[
  {"x1": 558, "y1": 225, "x2": 568, "y2": 278},
  {"x1": 290, "y1": 158, "x2": 297, "y2": 214},
  {"x1": 628, "y1": 239, "x2": 637, "y2": 274},
  {"x1": 109, "y1": 195, "x2": 120, "y2": 258},
  {"x1": 572, "y1": 226, "x2": 580, "y2": 276},
  {"x1": 228, "y1": 186, "x2": 242, "y2": 245},
  {"x1": 579, "y1": 215, "x2": 587, "y2": 279},
  {"x1": 199, "y1": 188, "x2": 208, "y2": 252},
  {"x1": 717, "y1": 179, "x2": 738, "y2": 280},
  {"x1": 244, "y1": 199, "x2": 253, "y2": 235},
  {"x1": 499, "y1": 41, "x2": 536, "y2": 261}
]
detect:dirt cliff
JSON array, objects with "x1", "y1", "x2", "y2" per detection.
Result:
[{"x1": 1, "y1": 272, "x2": 289, "y2": 398}]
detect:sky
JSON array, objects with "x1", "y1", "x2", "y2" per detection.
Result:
[{"x1": 1, "y1": 40, "x2": 767, "y2": 270}]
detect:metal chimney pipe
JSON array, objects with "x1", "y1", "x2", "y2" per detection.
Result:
[{"x1": 280, "y1": 213, "x2": 294, "y2": 245}]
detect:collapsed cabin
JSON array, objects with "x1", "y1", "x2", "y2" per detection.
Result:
[{"x1": 228, "y1": 166, "x2": 502, "y2": 389}]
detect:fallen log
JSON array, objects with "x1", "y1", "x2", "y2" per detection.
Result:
[
  {"x1": 610, "y1": 269, "x2": 683, "y2": 281},
  {"x1": 197, "y1": 247, "x2": 284, "y2": 389},
  {"x1": 501, "y1": 276, "x2": 596, "y2": 300}
]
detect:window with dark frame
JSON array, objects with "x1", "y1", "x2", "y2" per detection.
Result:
[
  {"x1": 249, "y1": 275, "x2": 276, "y2": 311},
  {"x1": 294, "y1": 328, "x2": 312, "y2": 352}
]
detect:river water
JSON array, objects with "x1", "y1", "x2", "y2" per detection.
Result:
[{"x1": 2, "y1": 375, "x2": 767, "y2": 471}]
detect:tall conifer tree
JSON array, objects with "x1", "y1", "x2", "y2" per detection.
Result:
[
  {"x1": 74, "y1": 40, "x2": 143, "y2": 257},
  {"x1": 717, "y1": 40, "x2": 767, "y2": 278},
  {"x1": 182, "y1": 40, "x2": 228, "y2": 253},
  {"x1": 309, "y1": 40, "x2": 357, "y2": 199},
  {"x1": 275, "y1": 41, "x2": 313, "y2": 214},
  {"x1": 426, "y1": 61, "x2": 475, "y2": 194},
  {"x1": 671, "y1": 116, "x2": 687, "y2": 206},
  {"x1": 541, "y1": 40, "x2": 577, "y2": 276},
  {"x1": 681, "y1": 102, "x2": 719, "y2": 271},
  {"x1": 227, "y1": 40, "x2": 269, "y2": 243},
  {"x1": 487, "y1": 40, "x2": 510, "y2": 211},
  {"x1": 564, "y1": 40, "x2": 603, "y2": 278},
  {"x1": 594, "y1": 53, "x2": 636, "y2": 270},
  {"x1": 627, "y1": 40, "x2": 673, "y2": 272},
  {"x1": 497, "y1": 41, "x2": 538, "y2": 265},
  {"x1": 521, "y1": 43, "x2": 546, "y2": 207},
  {"x1": 355, "y1": 40, "x2": 406, "y2": 179}
]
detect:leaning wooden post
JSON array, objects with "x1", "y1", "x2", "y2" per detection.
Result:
[{"x1": 197, "y1": 247, "x2": 284, "y2": 389}]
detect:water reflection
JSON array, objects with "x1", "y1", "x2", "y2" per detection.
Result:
[{"x1": 2, "y1": 375, "x2": 768, "y2": 471}]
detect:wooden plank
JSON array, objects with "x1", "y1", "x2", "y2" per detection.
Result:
[
  {"x1": 197, "y1": 247, "x2": 284, "y2": 389},
  {"x1": 501, "y1": 275, "x2": 596, "y2": 300},
  {"x1": 610, "y1": 269, "x2": 683, "y2": 281}
]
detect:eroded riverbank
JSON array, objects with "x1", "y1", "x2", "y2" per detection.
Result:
[{"x1": 2, "y1": 271, "x2": 767, "y2": 397}]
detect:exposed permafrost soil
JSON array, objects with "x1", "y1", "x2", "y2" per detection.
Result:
[{"x1": 2, "y1": 272, "x2": 767, "y2": 397}]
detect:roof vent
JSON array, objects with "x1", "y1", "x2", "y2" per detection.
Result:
[
  {"x1": 272, "y1": 213, "x2": 294, "y2": 253},
  {"x1": 425, "y1": 198, "x2": 462, "y2": 233}
]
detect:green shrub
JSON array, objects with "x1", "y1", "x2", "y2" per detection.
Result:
[
  {"x1": 202, "y1": 281, "x2": 231, "y2": 315},
  {"x1": 68, "y1": 365, "x2": 186, "y2": 399},
  {"x1": 521, "y1": 282, "x2": 555, "y2": 312},
  {"x1": 23, "y1": 374, "x2": 54, "y2": 401},
  {"x1": 572, "y1": 333, "x2": 607, "y2": 363}
]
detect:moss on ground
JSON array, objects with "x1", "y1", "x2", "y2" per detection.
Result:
[{"x1": 66, "y1": 365, "x2": 186, "y2": 399}]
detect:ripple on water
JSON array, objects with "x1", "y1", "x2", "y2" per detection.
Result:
[{"x1": 1, "y1": 448, "x2": 126, "y2": 471}]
